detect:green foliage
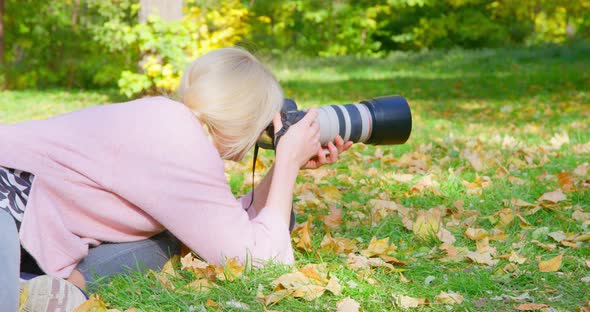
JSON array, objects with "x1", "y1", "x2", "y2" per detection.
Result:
[{"x1": 1, "y1": 0, "x2": 589, "y2": 92}]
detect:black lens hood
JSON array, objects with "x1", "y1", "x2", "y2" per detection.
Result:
[{"x1": 362, "y1": 95, "x2": 412, "y2": 145}]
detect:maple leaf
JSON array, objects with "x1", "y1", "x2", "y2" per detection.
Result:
[
  {"x1": 538, "y1": 254, "x2": 563, "y2": 272},
  {"x1": 360, "y1": 236, "x2": 397, "y2": 257},
  {"x1": 325, "y1": 276, "x2": 342, "y2": 295},
  {"x1": 185, "y1": 279, "x2": 216, "y2": 292},
  {"x1": 537, "y1": 189, "x2": 566, "y2": 203},
  {"x1": 336, "y1": 297, "x2": 360, "y2": 312},
  {"x1": 435, "y1": 291, "x2": 464, "y2": 305},
  {"x1": 292, "y1": 220, "x2": 312, "y2": 251}
]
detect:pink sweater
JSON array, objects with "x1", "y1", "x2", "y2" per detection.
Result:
[{"x1": 0, "y1": 96, "x2": 294, "y2": 278}]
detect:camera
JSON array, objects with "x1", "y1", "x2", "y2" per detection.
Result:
[{"x1": 257, "y1": 95, "x2": 412, "y2": 149}]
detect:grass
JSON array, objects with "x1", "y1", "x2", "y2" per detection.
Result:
[{"x1": 1, "y1": 43, "x2": 589, "y2": 311}]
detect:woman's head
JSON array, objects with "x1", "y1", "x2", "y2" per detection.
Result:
[{"x1": 178, "y1": 47, "x2": 283, "y2": 160}]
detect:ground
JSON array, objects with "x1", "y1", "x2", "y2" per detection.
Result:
[{"x1": 1, "y1": 43, "x2": 589, "y2": 311}]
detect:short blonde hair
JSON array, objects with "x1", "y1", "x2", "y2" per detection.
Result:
[{"x1": 178, "y1": 48, "x2": 283, "y2": 160}]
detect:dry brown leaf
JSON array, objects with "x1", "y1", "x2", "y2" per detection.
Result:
[
  {"x1": 537, "y1": 189, "x2": 567, "y2": 203},
  {"x1": 512, "y1": 198, "x2": 536, "y2": 207},
  {"x1": 392, "y1": 294, "x2": 428, "y2": 308},
  {"x1": 411, "y1": 174, "x2": 440, "y2": 195},
  {"x1": 538, "y1": 254, "x2": 563, "y2": 272},
  {"x1": 435, "y1": 291, "x2": 464, "y2": 305},
  {"x1": 320, "y1": 233, "x2": 358, "y2": 255},
  {"x1": 360, "y1": 236, "x2": 396, "y2": 257},
  {"x1": 292, "y1": 220, "x2": 312, "y2": 251},
  {"x1": 465, "y1": 228, "x2": 489, "y2": 241},
  {"x1": 585, "y1": 260, "x2": 590, "y2": 269},
  {"x1": 498, "y1": 251, "x2": 527, "y2": 264},
  {"x1": 463, "y1": 148, "x2": 485, "y2": 171},
  {"x1": 557, "y1": 172, "x2": 574, "y2": 192},
  {"x1": 390, "y1": 173, "x2": 414, "y2": 183},
  {"x1": 347, "y1": 253, "x2": 394, "y2": 271},
  {"x1": 292, "y1": 284, "x2": 326, "y2": 300},
  {"x1": 515, "y1": 303, "x2": 551, "y2": 310},
  {"x1": 437, "y1": 227, "x2": 457, "y2": 244},
  {"x1": 572, "y1": 209, "x2": 590, "y2": 222},
  {"x1": 262, "y1": 289, "x2": 291, "y2": 305},
  {"x1": 494, "y1": 208, "x2": 515, "y2": 228},
  {"x1": 336, "y1": 297, "x2": 360, "y2": 312},
  {"x1": 323, "y1": 206, "x2": 343, "y2": 228},
  {"x1": 466, "y1": 250, "x2": 498, "y2": 266},
  {"x1": 205, "y1": 298, "x2": 219, "y2": 308},
  {"x1": 462, "y1": 175, "x2": 492, "y2": 195}
]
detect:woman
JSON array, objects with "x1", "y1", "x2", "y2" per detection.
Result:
[{"x1": 0, "y1": 47, "x2": 351, "y2": 311}]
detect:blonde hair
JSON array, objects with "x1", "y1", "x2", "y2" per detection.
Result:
[{"x1": 178, "y1": 48, "x2": 283, "y2": 160}]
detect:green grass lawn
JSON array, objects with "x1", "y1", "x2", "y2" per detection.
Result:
[{"x1": 1, "y1": 43, "x2": 589, "y2": 311}]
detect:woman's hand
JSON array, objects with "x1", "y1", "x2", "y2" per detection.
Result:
[
  {"x1": 273, "y1": 109, "x2": 321, "y2": 169},
  {"x1": 302, "y1": 135, "x2": 353, "y2": 169}
]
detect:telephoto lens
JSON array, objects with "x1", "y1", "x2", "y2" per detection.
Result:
[{"x1": 257, "y1": 95, "x2": 412, "y2": 149}]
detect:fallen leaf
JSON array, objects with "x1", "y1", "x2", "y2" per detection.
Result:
[
  {"x1": 292, "y1": 220, "x2": 312, "y2": 251},
  {"x1": 392, "y1": 294, "x2": 428, "y2": 308},
  {"x1": 463, "y1": 148, "x2": 485, "y2": 171},
  {"x1": 73, "y1": 297, "x2": 107, "y2": 312},
  {"x1": 515, "y1": 303, "x2": 551, "y2": 310},
  {"x1": 325, "y1": 276, "x2": 342, "y2": 295},
  {"x1": 437, "y1": 227, "x2": 457, "y2": 244},
  {"x1": 347, "y1": 253, "x2": 394, "y2": 271},
  {"x1": 548, "y1": 231, "x2": 566, "y2": 243},
  {"x1": 411, "y1": 174, "x2": 440, "y2": 195},
  {"x1": 466, "y1": 250, "x2": 498, "y2": 266},
  {"x1": 538, "y1": 254, "x2": 563, "y2": 272},
  {"x1": 557, "y1": 172, "x2": 574, "y2": 192},
  {"x1": 320, "y1": 233, "x2": 358, "y2": 255},
  {"x1": 537, "y1": 189, "x2": 566, "y2": 203},
  {"x1": 413, "y1": 209, "x2": 442, "y2": 239},
  {"x1": 185, "y1": 279, "x2": 215, "y2": 292},
  {"x1": 573, "y1": 163, "x2": 589, "y2": 176},
  {"x1": 323, "y1": 206, "x2": 343, "y2": 228},
  {"x1": 435, "y1": 291, "x2": 464, "y2": 305},
  {"x1": 360, "y1": 236, "x2": 396, "y2": 257},
  {"x1": 205, "y1": 298, "x2": 219, "y2": 308},
  {"x1": 465, "y1": 228, "x2": 489, "y2": 241},
  {"x1": 319, "y1": 185, "x2": 341, "y2": 201},
  {"x1": 336, "y1": 297, "x2": 360, "y2": 312}
]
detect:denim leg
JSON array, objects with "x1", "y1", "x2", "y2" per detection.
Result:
[
  {"x1": 0, "y1": 209, "x2": 20, "y2": 312},
  {"x1": 75, "y1": 231, "x2": 181, "y2": 290}
]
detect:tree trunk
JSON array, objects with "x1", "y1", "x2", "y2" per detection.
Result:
[
  {"x1": 0, "y1": 0, "x2": 5, "y2": 89},
  {"x1": 139, "y1": 0, "x2": 183, "y2": 23}
]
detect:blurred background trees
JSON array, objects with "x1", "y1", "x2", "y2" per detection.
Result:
[{"x1": 0, "y1": 0, "x2": 588, "y2": 96}]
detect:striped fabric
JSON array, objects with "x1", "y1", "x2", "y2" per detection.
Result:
[{"x1": 0, "y1": 166, "x2": 35, "y2": 229}]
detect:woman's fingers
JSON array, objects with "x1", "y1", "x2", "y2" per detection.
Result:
[
  {"x1": 327, "y1": 142, "x2": 338, "y2": 163},
  {"x1": 300, "y1": 108, "x2": 319, "y2": 126}
]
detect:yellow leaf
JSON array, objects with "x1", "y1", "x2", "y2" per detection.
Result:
[
  {"x1": 557, "y1": 172, "x2": 574, "y2": 192},
  {"x1": 319, "y1": 185, "x2": 341, "y2": 201},
  {"x1": 435, "y1": 291, "x2": 464, "y2": 305},
  {"x1": 360, "y1": 236, "x2": 396, "y2": 257},
  {"x1": 263, "y1": 289, "x2": 291, "y2": 305},
  {"x1": 217, "y1": 257, "x2": 244, "y2": 281},
  {"x1": 336, "y1": 297, "x2": 360, "y2": 312},
  {"x1": 205, "y1": 298, "x2": 219, "y2": 308},
  {"x1": 413, "y1": 212, "x2": 440, "y2": 239},
  {"x1": 292, "y1": 284, "x2": 326, "y2": 301},
  {"x1": 537, "y1": 189, "x2": 567, "y2": 203},
  {"x1": 494, "y1": 208, "x2": 515, "y2": 228},
  {"x1": 73, "y1": 298, "x2": 107, "y2": 312},
  {"x1": 292, "y1": 220, "x2": 312, "y2": 251},
  {"x1": 465, "y1": 228, "x2": 489, "y2": 241},
  {"x1": 320, "y1": 233, "x2": 357, "y2": 255},
  {"x1": 538, "y1": 254, "x2": 563, "y2": 272},
  {"x1": 347, "y1": 253, "x2": 394, "y2": 271}
]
